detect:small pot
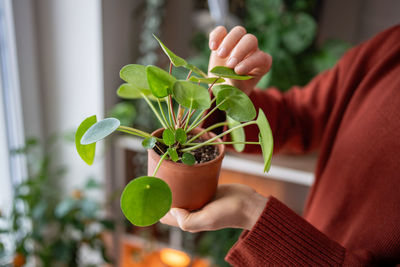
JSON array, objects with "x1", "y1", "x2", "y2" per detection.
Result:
[{"x1": 147, "y1": 128, "x2": 225, "y2": 211}]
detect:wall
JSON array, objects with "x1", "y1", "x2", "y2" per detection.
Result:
[
  {"x1": 32, "y1": 0, "x2": 104, "y2": 191},
  {"x1": 319, "y1": 0, "x2": 400, "y2": 44}
]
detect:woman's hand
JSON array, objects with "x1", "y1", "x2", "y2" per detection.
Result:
[
  {"x1": 160, "y1": 184, "x2": 268, "y2": 233},
  {"x1": 208, "y1": 26, "x2": 272, "y2": 95}
]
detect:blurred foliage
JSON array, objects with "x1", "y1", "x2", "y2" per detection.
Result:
[
  {"x1": 0, "y1": 137, "x2": 114, "y2": 267},
  {"x1": 110, "y1": 0, "x2": 166, "y2": 132},
  {"x1": 190, "y1": 0, "x2": 351, "y2": 91},
  {"x1": 108, "y1": 101, "x2": 137, "y2": 127},
  {"x1": 195, "y1": 228, "x2": 242, "y2": 267}
]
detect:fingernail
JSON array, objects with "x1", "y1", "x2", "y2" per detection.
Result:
[
  {"x1": 170, "y1": 208, "x2": 181, "y2": 220},
  {"x1": 227, "y1": 57, "x2": 238, "y2": 68},
  {"x1": 218, "y1": 47, "x2": 227, "y2": 57},
  {"x1": 210, "y1": 41, "x2": 217, "y2": 50}
]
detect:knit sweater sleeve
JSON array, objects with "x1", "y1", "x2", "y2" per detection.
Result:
[
  {"x1": 239, "y1": 25, "x2": 400, "y2": 155},
  {"x1": 225, "y1": 197, "x2": 374, "y2": 266}
]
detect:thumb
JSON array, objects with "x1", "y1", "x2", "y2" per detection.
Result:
[{"x1": 170, "y1": 208, "x2": 189, "y2": 229}]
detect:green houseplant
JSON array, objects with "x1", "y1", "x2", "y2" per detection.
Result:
[
  {"x1": 0, "y1": 137, "x2": 114, "y2": 267},
  {"x1": 75, "y1": 35, "x2": 273, "y2": 227}
]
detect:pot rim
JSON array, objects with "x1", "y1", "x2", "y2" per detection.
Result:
[{"x1": 149, "y1": 127, "x2": 225, "y2": 169}]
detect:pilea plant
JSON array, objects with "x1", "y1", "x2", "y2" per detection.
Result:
[{"x1": 75, "y1": 35, "x2": 273, "y2": 227}]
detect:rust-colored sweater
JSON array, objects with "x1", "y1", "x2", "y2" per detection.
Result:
[{"x1": 225, "y1": 25, "x2": 400, "y2": 266}]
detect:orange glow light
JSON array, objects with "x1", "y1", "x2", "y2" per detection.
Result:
[{"x1": 159, "y1": 248, "x2": 191, "y2": 267}]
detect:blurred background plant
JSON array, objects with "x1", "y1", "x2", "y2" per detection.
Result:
[
  {"x1": 0, "y1": 135, "x2": 114, "y2": 267},
  {"x1": 190, "y1": 0, "x2": 350, "y2": 90}
]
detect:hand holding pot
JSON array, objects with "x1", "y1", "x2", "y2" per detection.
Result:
[
  {"x1": 160, "y1": 184, "x2": 268, "y2": 232},
  {"x1": 208, "y1": 26, "x2": 272, "y2": 95}
]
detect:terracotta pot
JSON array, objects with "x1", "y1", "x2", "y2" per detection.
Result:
[{"x1": 148, "y1": 128, "x2": 225, "y2": 211}]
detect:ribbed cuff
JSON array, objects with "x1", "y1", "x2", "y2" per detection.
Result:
[{"x1": 225, "y1": 197, "x2": 345, "y2": 266}]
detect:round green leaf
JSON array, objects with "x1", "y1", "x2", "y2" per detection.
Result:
[
  {"x1": 227, "y1": 116, "x2": 245, "y2": 152},
  {"x1": 175, "y1": 128, "x2": 187, "y2": 144},
  {"x1": 172, "y1": 81, "x2": 211, "y2": 110},
  {"x1": 120, "y1": 176, "x2": 172, "y2": 226},
  {"x1": 75, "y1": 115, "x2": 97, "y2": 165},
  {"x1": 120, "y1": 64, "x2": 149, "y2": 89},
  {"x1": 153, "y1": 35, "x2": 187, "y2": 67},
  {"x1": 215, "y1": 85, "x2": 256, "y2": 122},
  {"x1": 188, "y1": 76, "x2": 225, "y2": 84},
  {"x1": 167, "y1": 148, "x2": 179, "y2": 162},
  {"x1": 146, "y1": 65, "x2": 176, "y2": 98},
  {"x1": 256, "y1": 109, "x2": 273, "y2": 172},
  {"x1": 182, "y1": 152, "x2": 195, "y2": 166},
  {"x1": 117, "y1": 83, "x2": 152, "y2": 99},
  {"x1": 162, "y1": 129, "x2": 175, "y2": 146},
  {"x1": 81, "y1": 118, "x2": 120, "y2": 145},
  {"x1": 142, "y1": 137, "x2": 157, "y2": 149},
  {"x1": 210, "y1": 66, "x2": 253, "y2": 80}
]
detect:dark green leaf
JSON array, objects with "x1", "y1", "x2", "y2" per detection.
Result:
[
  {"x1": 282, "y1": 13, "x2": 317, "y2": 54},
  {"x1": 120, "y1": 64, "x2": 149, "y2": 90},
  {"x1": 227, "y1": 116, "x2": 245, "y2": 152},
  {"x1": 214, "y1": 85, "x2": 256, "y2": 122},
  {"x1": 75, "y1": 115, "x2": 97, "y2": 165},
  {"x1": 210, "y1": 66, "x2": 252, "y2": 80},
  {"x1": 153, "y1": 35, "x2": 187, "y2": 67},
  {"x1": 175, "y1": 128, "x2": 187, "y2": 144},
  {"x1": 142, "y1": 137, "x2": 157, "y2": 149},
  {"x1": 146, "y1": 65, "x2": 176, "y2": 98},
  {"x1": 162, "y1": 129, "x2": 175, "y2": 146},
  {"x1": 167, "y1": 148, "x2": 179, "y2": 162},
  {"x1": 172, "y1": 81, "x2": 211, "y2": 109},
  {"x1": 188, "y1": 76, "x2": 225, "y2": 84},
  {"x1": 182, "y1": 152, "x2": 195, "y2": 165},
  {"x1": 100, "y1": 219, "x2": 115, "y2": 230},
  {"x1": 81, "y1": 118, "x2": 120, "y2": 145},
  {"x1": 256, "y1": 109, "x2": 273, "y2": 172},
  {"x1": 120, "y1": 176, "x2": 172, "y2": 226}
]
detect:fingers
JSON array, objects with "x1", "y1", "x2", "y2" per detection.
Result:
[
  {"x1": 226, "y1": 34, "x2": 258, "y2": 68},
  {"x1": 171, "y1": 208, "x2": 213, "y2": 233},
  {"x1": 209, "y1": 26, "x2": 227, "y2": 50},
  {"x1": 235, "y1": 50, "x2": 272, "y2": 76},
  {"x1": 217, "y1": 26, "x2": 247, "y2": 58}
]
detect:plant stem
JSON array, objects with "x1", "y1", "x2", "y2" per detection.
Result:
[
  {"x1": 181, "y1": 121, "x2": 257, "y2": 152},
  {"x1": 186, "y1": 121, "x2": 229, "y2": 143},
  {"x1": 168, "y1": 95, "x2": 177, "y2": 127},
  {"x1": 184, "y1": 104, "x2": 192, "y2": 131},
  {"x1": 165, "y1": 96, "x2": 174, "y2": 128},
  {"x1": 187, "y1": 98, "x2": 223, "y2": 133},
  {"x1": 117, "y1": 126, "x2": 163, "y2": 142},
  {"x1": 186, "y1": 70, "x2": 193, "y2": 80},
  {"x1": 158, "y1": 99, "x2": 173, "y2": 130},
  {"x1": 152, "y1": 152, "x2": 168, "y2": 176},
  {"x1": 186, "y1": 98, "x2": 217, "y2": 133},
  {"x1": 141, "y1": 93, "x2": 169, "y2": 130},
  {"x1": 180, "y1": 108, "x2": 190, "y2": 127},
  {"x1": 185, "y1": 141, "x2": 260, "y2": 146},
  {"x1": 208, "y1": 77, "x2": 220, "y2": 94}
]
